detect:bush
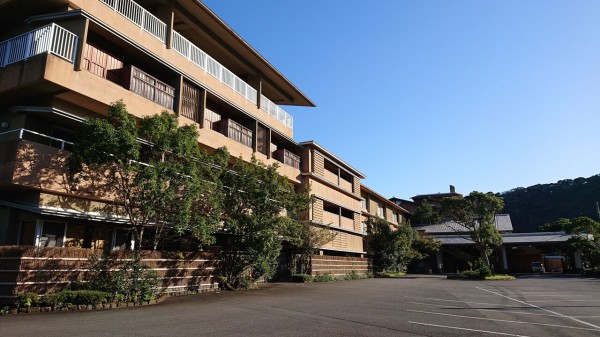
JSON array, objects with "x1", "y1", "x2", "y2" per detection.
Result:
[
  {"x1": 87, "y1": 253, "x2": 160, "y2": 303},
  {"x1": 291, "y1": 274, "x2": 313, "y2": 283},
  {"x1": 458, "y1": 270, "x2": 480, "y2": 279},
  {"x1": 0, "y1": 306, "x2": 8, "y2": 315},
  {"x1": 40, "y1": 290, "x2": 112, "y2": 307},
  {"x1": 15, "y1": 292, "x2": 39, "y2": 308},
  {"x1": 473, "y1": 259, "x2": 492, "y2": 279},
  {"x1": 313, "y1": 274, "x2": 334, "y2": 282}
]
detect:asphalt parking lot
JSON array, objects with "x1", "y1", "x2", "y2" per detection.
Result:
[{"x1": 2, "y1": 274, "x2": 599, "y2": 337}]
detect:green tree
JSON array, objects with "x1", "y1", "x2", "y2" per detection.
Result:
[
  {"x1": 366, "y1": 218, "x2": 440, "y2": 273},
  {"x1": 67, "y1": 100, "x2": 224, "y2": 250},
  {"x1": 413, "y1": 201, "x2": 440, "y2": 224},
  {"x1": 545, "y1": 216, "x2": 600, "y2": 270},
  {"x1": 441, "y1": 191, "x2": 504, "y2": 267},
  {"x1": 219, "y1": 155, "x2": 310, "y2": 286}
]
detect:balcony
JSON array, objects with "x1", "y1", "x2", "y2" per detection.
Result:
[
  {"x1": 98, "y1": 0, "x2": 293, "y2": 130},
  {"x1": 125, "y1": 66, "x2": 175, "y2": 110},
  {"x1": 273, "y1": 149, "x2": 300, "y2": 170},
  {"x1": 99, "y1": 0, "x2": 166, "y2": 42},
  {"x1": 0, "y1": 128, "x2": 73, "y2": 191},
  {"x1": 215, "y1": 118, "x2": 253, "y2": 148},
  {"x1": 0, "y1": 23, "x2": 78, "y2": 67}
]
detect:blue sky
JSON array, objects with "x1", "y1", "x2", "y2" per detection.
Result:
[{"x1": 203, "y1": 0, "x2": 600, "y2": 199}]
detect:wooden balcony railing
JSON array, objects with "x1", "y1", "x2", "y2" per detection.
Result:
[
  {"x1": 216, "y1": 118, "x2": 252, "y2": 148},
  {"x1": 125, "y1": 66, "x2": 175, "y2": 110},
  {"x1": 273, "y1": 149, "x2": 300, "y2": 169}
]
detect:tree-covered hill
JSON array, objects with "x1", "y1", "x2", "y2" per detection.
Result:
[{"x1": 499, "y1": 174, "x2": 600, "y2": 233}]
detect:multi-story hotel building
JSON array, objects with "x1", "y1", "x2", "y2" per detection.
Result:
[
  {"x1": 361, "y1": 185, "x2": 410, "y2": 231},
  {"x1": 0, "y1": 0, "x2": 371, "y2": 259}
]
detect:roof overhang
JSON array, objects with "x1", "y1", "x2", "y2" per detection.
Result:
[{"x1": 174, "y1": 0, "x2": 315, "y2": 107}]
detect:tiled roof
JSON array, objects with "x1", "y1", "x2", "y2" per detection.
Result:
[
  {"x1": 413, "y1": 214, "x2": 513, "y2": 234},
  {"x1": 431, "y1": 232, "x2": 577, "y2": 245}
]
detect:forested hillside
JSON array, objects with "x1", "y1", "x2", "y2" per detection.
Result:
[{"x1": 499, "y1": 174, "x2": 600, "y2": 233}]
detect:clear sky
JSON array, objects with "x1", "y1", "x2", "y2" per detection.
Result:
[{"x1": 202, "y1": 0, "x2": 600, "y2": 199}]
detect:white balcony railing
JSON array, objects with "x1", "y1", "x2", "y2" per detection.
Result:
[
  {"x1": 260, "y1": 95, "x2": 293, "y2": 129},
  {"x1": 171, "y1": 31, "x2": 259, "y2": 106},
  {"x1": 0, "y1": 24, "x2": 78, "y2": 67},
  {"x1": 0, "y1": 128, "x2": 74, "y2": 151},
  {"x1": 100, "y1": 0, "x2": 166, "y2": 42},
  {"x1": 99, "y1": 0, "x2": 292, "y2": 130}
]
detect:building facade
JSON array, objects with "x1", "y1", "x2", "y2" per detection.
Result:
[{"x1": 0, "y1": 0, "x2": 377, "y2": 262}]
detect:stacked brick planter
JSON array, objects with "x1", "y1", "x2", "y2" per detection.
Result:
[
  {"x1": 0, "y1": 246, "x2": 220, "y2": 302},
  {"x1": 310, "y1": 255, "x2": 371, "y2": 276}
]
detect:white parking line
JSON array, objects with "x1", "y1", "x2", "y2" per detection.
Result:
[
  {"x1": 407, "y1": 309, "x2": 600, "y2": 332},
  {"x1": 404, "y1": 295, "x2": 510, "y2": 307},
  {"x1": 477, "y1": 287, "x2": 600, "y2": 330},
  {"x1": 406, "y1": 301, "x2": 562, "y2": 318},
  {"x1": 408, "y1": 321, "x2": 532, "y2": 337}
]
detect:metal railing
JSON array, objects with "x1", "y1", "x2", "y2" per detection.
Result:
[
  {"x1": 260, "y1": 95, "x2": 293, "y2": 129},
  {"x1": 0, "y1": 23, "x2": 78, "y2": 67},
  {"x1": 171, "y1": 31, "x2": 259, "y2": 105},
  {"x1": 0, "y1": 128, "x2": 74, "y2": 151},
  {"x1": 99, "y1": 0, "x2": 166, "y2": 42},
  {"x1": 99, "y1": 0, "x2": 291, "y2": 130}
]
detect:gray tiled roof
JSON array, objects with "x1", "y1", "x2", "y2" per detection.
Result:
[
  {"x1": 413, "y1": 214, "x2": 513, "y2": 234},
  {"x1": 432, "y1": 232, "x2": 576, "y2": 245}
]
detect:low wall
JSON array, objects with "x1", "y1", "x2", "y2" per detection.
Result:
[
  {"x1": 310, "y1": 255, "x2": 371, "y2": 276},
  {"x1": 0, "y1": 246, "x2": 220, "y2": 300}
]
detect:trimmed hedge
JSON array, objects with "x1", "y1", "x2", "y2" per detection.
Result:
[{"x1": 40, "y1": 290, "x2": 112, "y2": 307}]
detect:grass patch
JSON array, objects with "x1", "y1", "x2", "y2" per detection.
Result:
[
  {"x1": 375, "y1": 272, "x2": 406, "y2": 278},
  {"x1": 484, "y1": 275, "x2": 515, "y2": 281}
]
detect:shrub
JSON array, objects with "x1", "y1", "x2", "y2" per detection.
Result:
[
  {"x1": 291, "y1": 274, "x2": 313, "y2": 283},
  {"x1": 473, "y1": 259, "x2": 492, "y2": 279},
  {"x1": 348, "y1": 270, "x2": 361, "y2": 280},
  {"x1": 313, "y1": 274, "x2": 334, "y2": 282},
  {"x1": 40, "y1": 290, "x2": 112, "y2": 307},
  {"x1": 458, "y1": 270, "x2": 480, "y2": 279},
  {"x1": 15, "y1": 292, "x2": 39, "y2": 308},
  {"x1": 87, "y1": 253, "x2": 160, "y2": 303},
  {"x1": 0, "y1": 306, "x2": 8, "y2": 315}
]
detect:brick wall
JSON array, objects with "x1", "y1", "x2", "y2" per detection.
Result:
[
  {"x1": 310, "y1": 255, "x2": 371, "y2": 276},
  {"x1": 0, "y1": 246, "x2": 220, "y2": 299}
]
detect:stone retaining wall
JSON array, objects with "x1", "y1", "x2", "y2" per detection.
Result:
[{"x1": 0, "y1": 246, "x2": 220, "y2": 301}]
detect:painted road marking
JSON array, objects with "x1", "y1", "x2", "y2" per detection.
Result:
[
  {"x1": 407, "y1": 309, "x2": 600, "y2": 332},
  {"x1": 408, "y1": 321, "x2": 531, "y2": 337},
  {"x1": 406, "y1": 301, "x2": 562, "y2": 318},
  {"x1": 404, "y1": 296, "x2": 511, "y2": 307},
  {"x1": 477, "y1": 287, "x2": 600, "y2": 330}
]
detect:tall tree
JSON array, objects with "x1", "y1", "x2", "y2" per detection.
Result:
[
  {"x1": 545, "y1": 216, "x2": 600, "y2": 270},
  {"x1": 412, "y1": 200, "x2": 440, "y2": 224},
  {"x1": 366, "y1": 218, "x2": 440, "y2": 273},
  {"x1": 441, "y1": 191, "x2": 504, "y2": 267},
  {"x1": 219, "y1": 155, "x2": 310, "y2": 286},
  {"x1": 67, "y1": 100, "x2": 224, "y2": 250}
]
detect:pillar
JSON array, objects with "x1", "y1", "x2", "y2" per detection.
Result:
[
  {"x1": 502, "y1": 245, "x2": 509, "y2": 273},
  {"x1": 574, "y1": 250, "x2": 583, "y2": 272},
  {"x1": 436, "y1": 249, "x2": 443, "y2": 273}
]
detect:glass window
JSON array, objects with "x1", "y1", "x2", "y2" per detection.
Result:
[
  {"x1": 377, "y1": 205, "x2": 384, "y2": 218},
  {"x1": 39, "y1": 221, "x2": 66, "y2": 247}
]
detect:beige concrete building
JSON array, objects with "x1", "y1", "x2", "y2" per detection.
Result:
[
  {"x1": 361, "y1": 184, "x2": 411, "y2": 231},
  {"x1": 0, "y1": 0, "x2": 377, "y2": 258}
]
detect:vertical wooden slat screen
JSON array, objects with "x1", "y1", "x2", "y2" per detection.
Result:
[{"x1": 181, "y1": 81, "x2": 200, "y2": 122}]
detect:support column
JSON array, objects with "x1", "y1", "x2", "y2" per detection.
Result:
[
  {"x1": 502, "y1": 245, "x2": 509, "y2": 273},
  {"x1": 199, "y1": 88, "x2": 207, "y2": 128},
  {"x1": 574, "y1": 250, "x2": 583, "y2": 272},
  {"x1": 436, "y1": 249, "x2": 443, "y2": 273}
]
